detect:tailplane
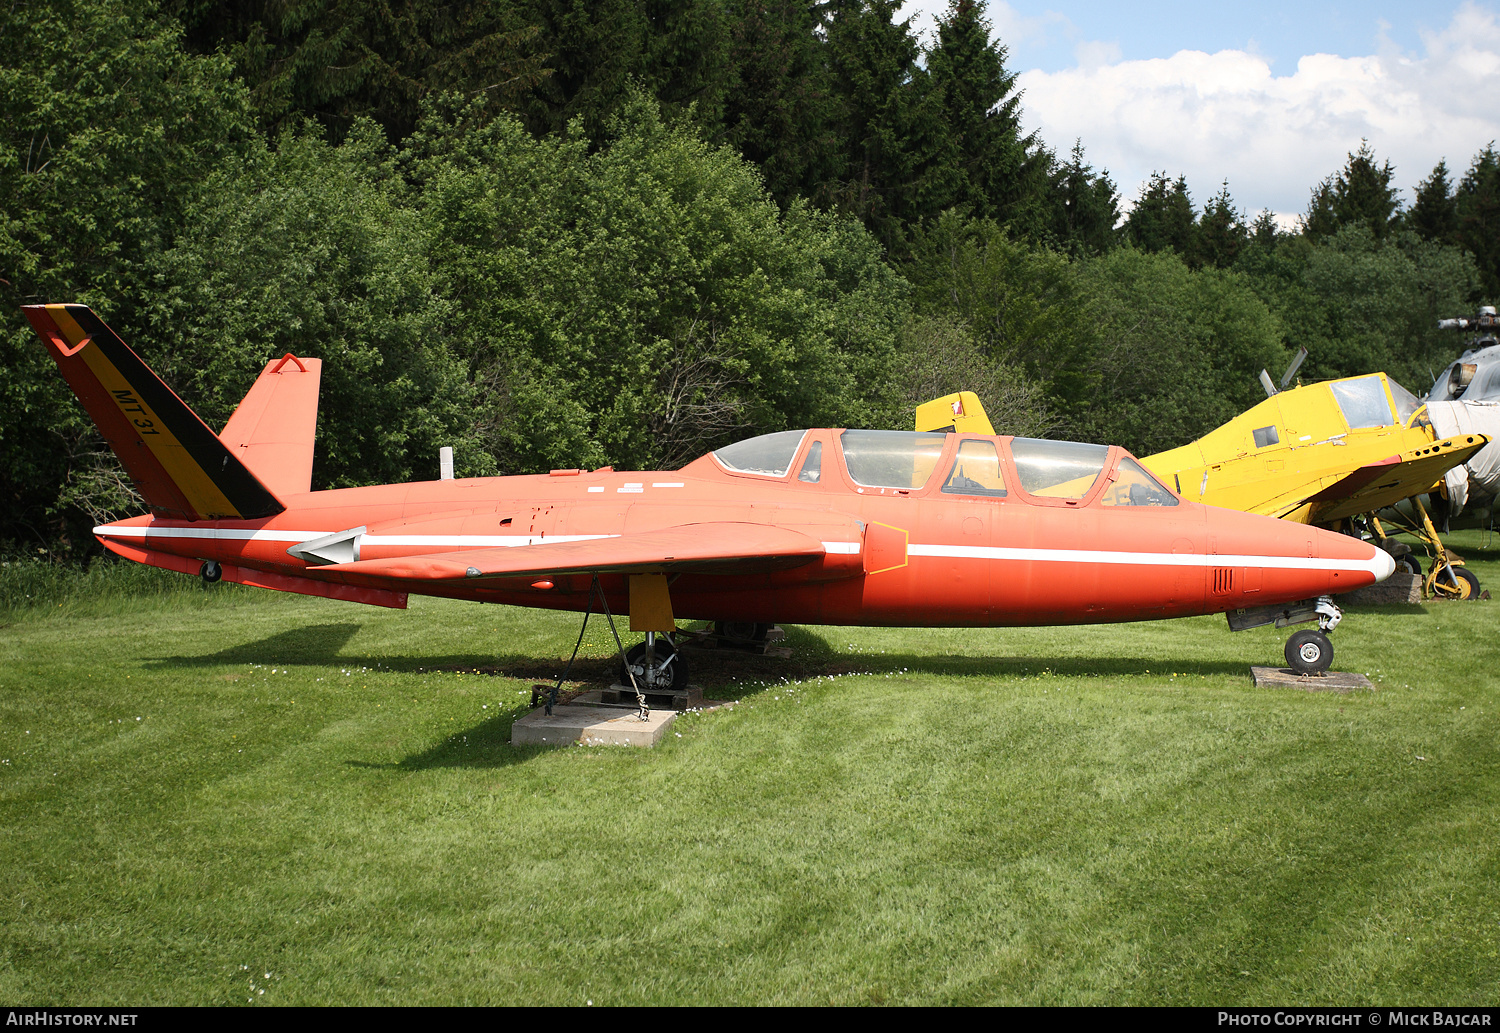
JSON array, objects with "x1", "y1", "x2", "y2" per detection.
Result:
[{"x1": 23, "y1": 304, "x2": 285, "y2": 521}]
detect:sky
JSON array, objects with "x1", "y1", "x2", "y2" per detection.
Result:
[{"x1": 899, "y1": 0, "x2": 1500, "y2": 227}]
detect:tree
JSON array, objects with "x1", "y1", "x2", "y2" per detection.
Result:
[
  {"x1": 1192, "y1": 182, "x2": 1249, "y2": 270},
  {"x1": 823, "y1": 0, "x2": 955, "y2": 253},
  {"x1": 169, "y1": 0, "x2": 553, "y2": 141},
  {"x1": 0, "y1": 0, "x2": 256, "y2": 550},
  {"x1": 146, "y1": 123, "x2": 479, "y2": 490},
  {"x1": 1046, "y1": 142, "x2": 1120, "y2": 255},
  {"x1": 1301, "y1": 141, "x2": 1402, "y2": 242},
  {"x1": 1408, "y1": 159, "x2": 1459, "y2": 243},
  {"x1": 906, "y1": 211, "x2": 1094, "y2": 407},
  {"x1": 721, "y1": 0, "x2": 840, "y2": 207},
  {"x1": 1300, "y1": 224, "x2": 1483, "y2": 389},
  {"x1": 1454, "y1": 144, "x2": 1500, "y2": 302},
  {"x1": 1070, "y1": 249, "x2": 1287, "y2": 457},
  {"x1": 406, "y1": 94, "x2": 908, "y2": 472},
  {"x1": 1124, "y1": 172, "x2": 1194, "y2": 255},
  {"x1": 924, "y1": 0, "x2": 1047, "y2": 232}
]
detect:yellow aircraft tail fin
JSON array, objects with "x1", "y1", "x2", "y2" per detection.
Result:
[{"x1": 914, "y1": 391, "x2": 996, "y2": 435}]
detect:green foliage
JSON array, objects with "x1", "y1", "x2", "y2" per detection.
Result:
[
  {"x1": 1298, "y1": 225, "x2": 1482, "y2": 388},
  {"x1": 1408, "y1": 159, "x2": 1460, "y2": 244},
  {"x1": 896, "y1": 315, "x2": 1056, "y2": 438},
  {"x1": 1124, "y1": 172, "x2": 1195, "y2": 255},
  {"x1": 170, "y1": 0, "x2": 553, "y2": 141},
  {"x1": 146, "y1": 122, "x2": 480, "y2": 488},
  {"x1": 1070, "y1": 248, "x2": 1287, "y2": 456},
  {"x1": 408, "y1": 95, "x2": 906, "y2": 472},
  {"x1": 1192, "y1": 183, "x2": 1250, "y2": 270},
  {"x1": 925, "y1": 0, "x2": 1047, "y2": 233},
  {"x1": 0, "y1": 0, "x2": 256, "y2": 548},
  {"x1": 1046, "y1": 142, "x2": 1122, "y2": 256},
  {"x1": 721, "y1": 0, "x2": 840, "y2": 207},
  {"x1": 906, "y1": 212, "x2": 1093, "y2": 407},
  {"x1": 1454, "y1": 145, "x2": 1500, "y2": 303}
]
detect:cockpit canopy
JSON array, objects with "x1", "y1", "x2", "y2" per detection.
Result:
[{"x1": 710, "y1": 429, "x2": 1176, "y2": 507}]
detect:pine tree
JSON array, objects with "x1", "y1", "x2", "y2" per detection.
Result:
[
  {"x1": 169, "y1": 0, "x2": 552, "y2": 141},
  {"x1": 1454, "y1": 145, "x2": 1500, "y2": 301},
  {"x1": 1124, "y1": 172, "x2": 1193, "y2": 254},
  {"x1": 1048, "y1": 141, "x2": 1120, "y2": 255},
  {"x1": 924, "y1": 0, "x2": 1045, "y2": 231},
  {"x1": 824, "y1": 0, "x2": 953, "y2": 253},
  {"x1": 1408, "y1": 159, "x2": 1459, "y2": 242},
  {"x1": 1249, "y1": 210, "x2": 1280, "y2": 248},
  {"x1": 722, "y1": 1, "x2": 839, "y2": 206},
  {"x1": 1193, "y1": 182, "x2": 1249, "y2": 269},
  {"x1": 1301, "y1": 141, "x2": 1402, "y2": 241}
]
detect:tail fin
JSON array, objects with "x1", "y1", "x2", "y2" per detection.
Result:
[
  {"x1": 914, "y1": 391, "x2": 996, "y2": 435},
  {"x1": 219, "y1": 353, "x2": 322, "y2": 497},
  {"x1": 23, "y1": 304, "x2": 285, "y2": 521}
]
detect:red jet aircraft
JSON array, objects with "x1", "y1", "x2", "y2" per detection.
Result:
[{"x1": 25, "y1": 304, "x2": 1394, "y2": 688}]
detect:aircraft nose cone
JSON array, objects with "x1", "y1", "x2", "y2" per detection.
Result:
[{"x1": 1372, "y1": 546, "x2": 1396, "y2": 582}]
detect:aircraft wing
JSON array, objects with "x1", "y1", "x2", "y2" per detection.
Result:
[
  {"x1": 1282, "y1": 435, "x2": 1489, "y2": 524},
  {"x1": 317, "y1": 521, "x2": 830, "y2": 583}
]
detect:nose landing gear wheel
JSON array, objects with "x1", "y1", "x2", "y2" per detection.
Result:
[
  {"x1": 1285, "y1": 629, "x2": 1334, "y2": 675},
  {"x1": 621, "y1": 637, "x2": 688, "y2": 693}
]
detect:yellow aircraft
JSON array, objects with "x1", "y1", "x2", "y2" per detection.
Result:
[{"x1": 915, "y1": 378, "x2": 1489, "y2": 598}]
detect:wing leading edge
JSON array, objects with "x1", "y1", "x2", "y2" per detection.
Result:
[
  {"x1": 317, "y1": 522, "x2": 834, "y2": 584},
  {"x1": 1281, "y1": 435, "x2": 1489, "y2": 524}
]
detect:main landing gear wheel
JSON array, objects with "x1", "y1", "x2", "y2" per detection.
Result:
[
  {"x1": 621, "y1": 637, "x2": 688, "y2": 693},
  {"x1": 714, "y1": 621, "x2": 771, "y2": 644},
  {"x1": 1285, "y1": 629, "x2": 1334, "y2": 675},
  {"x1": 1432, "y1": 565, "x2": 1482, "y2": 600},
  {"x1": 1395, "y1": 554, "x2": 1422, "y2": 577}
]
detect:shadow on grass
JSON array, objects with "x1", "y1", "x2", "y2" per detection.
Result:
[
  {"x1": 147, "y1": 623, "x2": 364, "y2": 667},
  {"x1": 346, "y1": 711, "x2": 548, "y2": 771},
  {"x1": 145, "y1": 619, "x2": 1263, "y2": 688}
]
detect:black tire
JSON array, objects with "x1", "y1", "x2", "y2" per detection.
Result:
[
  {"x1": 620, "y1": 638, "x2": 688, "y2": 692},
  {"x1": 1452, "y1": 566, "x2": 1481, "y2": 599},
  {"x1": 1395, "y1": 554, "x2": 1422, "y2": 577},
  {"x1": 1285, "y1": 629, "x2": 1334, "y2": 675},
  {"x1": 1431, "y1": 564, "x2": 1481, "y2": 599}
]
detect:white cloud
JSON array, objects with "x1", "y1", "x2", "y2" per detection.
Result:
[{"x1": 1014, "y1": 2, "x2": 1500, "y2": 223}]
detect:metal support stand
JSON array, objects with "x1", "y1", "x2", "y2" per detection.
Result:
[{"x1": 538, "y1": 575, "x2": 648, "y2": 720}]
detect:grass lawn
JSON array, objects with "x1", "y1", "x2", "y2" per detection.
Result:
[{"x1": 2, "y1": 534, "x2": 1499, "y2": 1005}]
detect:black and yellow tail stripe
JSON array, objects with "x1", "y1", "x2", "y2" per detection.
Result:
[{"x1": 26, "y1": 304, "x2": 283, "y2": 521}]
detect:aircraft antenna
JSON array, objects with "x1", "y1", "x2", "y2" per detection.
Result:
[{"x1": 1259, "y1": 370, "x2": 1278, "y2": 398}]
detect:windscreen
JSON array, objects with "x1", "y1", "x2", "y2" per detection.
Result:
[
  {"x1": 713, "y1": 430, "x2": 807, "y2": 477},
  {"x1": 1331, "y1": 377, "x2": 1395, "y2": 430},
  {"x1": 839, "y1": 431, "x2": 948, "y2": 489}
]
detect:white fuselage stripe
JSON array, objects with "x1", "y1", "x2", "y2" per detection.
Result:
[
  {"x1": 95, "y1": 524, "x2": 1382, "y2": 575},
  {"x1": 906, "y1": 542, "x2": 1382, "y2": 574}
]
